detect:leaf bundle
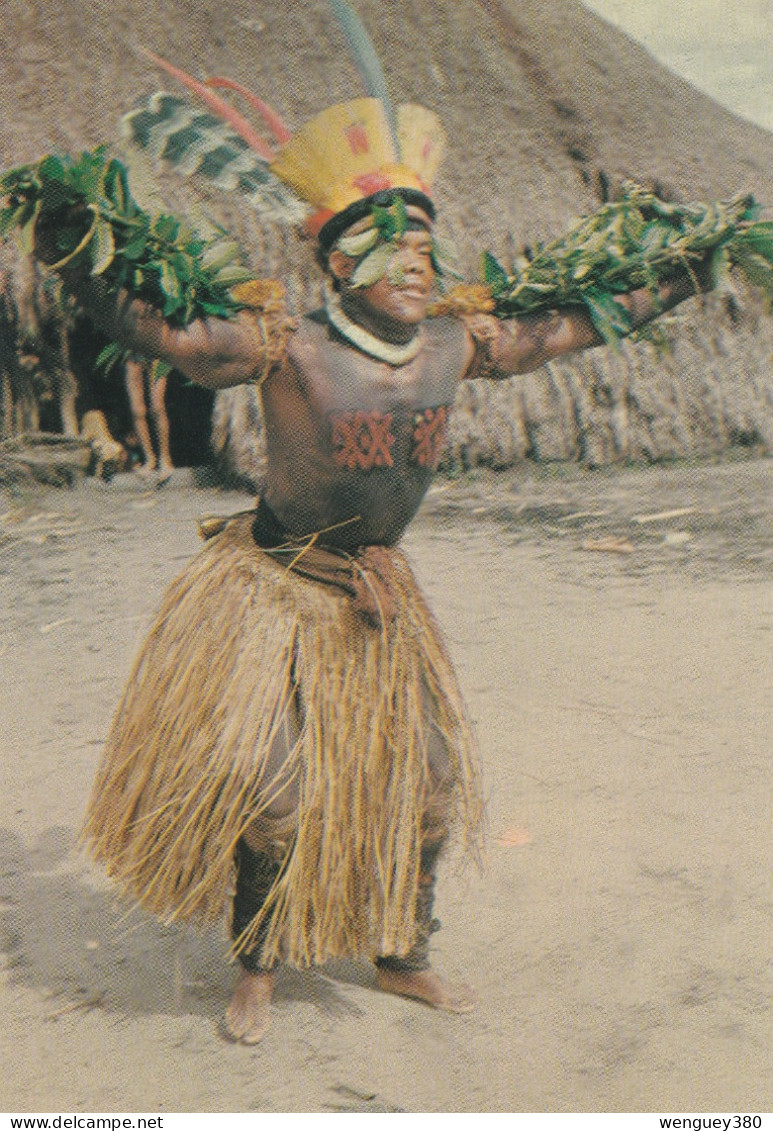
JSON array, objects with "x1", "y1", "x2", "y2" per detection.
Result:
[
  {"x1": 0, "y1": 146, "x2": 257, "y2": 371},
  {"x1": 483, "y1": 184, "x2": 772, "y2": 343}
]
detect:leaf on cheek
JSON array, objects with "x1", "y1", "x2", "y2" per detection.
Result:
[
  {"x1": 337, "y1": 227, "x2": 379, "y2": 258},
  {"x1": 350, "y1": 242, "x2": 396, "y2": 288}
]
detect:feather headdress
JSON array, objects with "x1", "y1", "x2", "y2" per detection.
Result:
[{"x1": 122, "y1": 0, "x2": 445, "y2": 243}]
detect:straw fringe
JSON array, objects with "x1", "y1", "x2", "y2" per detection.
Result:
[{"x1": 82, "y1": 514, "x2": 482, "y2": 968}]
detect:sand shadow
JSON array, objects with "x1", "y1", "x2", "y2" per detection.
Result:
[{"x1": 0, "y1": 825, "x2": 365, "y2": 1025}]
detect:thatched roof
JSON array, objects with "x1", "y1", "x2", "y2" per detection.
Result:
[{"x1": 3, "y1": 0, "x2": 773, "y2": 472}]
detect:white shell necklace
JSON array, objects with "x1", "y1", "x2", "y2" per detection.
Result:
[{"x1": 325, "y1": 286, "x2": 424, "y2": 366}]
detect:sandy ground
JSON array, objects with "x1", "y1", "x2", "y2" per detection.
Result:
[{"x1": 0, "y1": 457, "x2": 770, "y2": 1114}]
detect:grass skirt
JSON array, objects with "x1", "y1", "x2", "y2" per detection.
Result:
[{"x1": 82, "y1": 514, "x2": 482, "y2": 967}]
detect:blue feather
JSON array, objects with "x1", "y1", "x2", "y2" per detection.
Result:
[{"x1": 328, "y1": 0, "x2": 399, "y2": 150}]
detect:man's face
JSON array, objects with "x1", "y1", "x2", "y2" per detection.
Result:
[
  {"x1": 330, "y1": 207, "x2": 436, "y2": 332},
  {"x1": 358, "y1": 226, "x2": 435, "y2": 326}
]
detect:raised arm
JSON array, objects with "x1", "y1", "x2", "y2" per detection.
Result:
[
  {"x1": 461, "y1": 265, "x2": 710, "y2": 380},
  {"x1": 3, "y1": 150, "x2": 293, "y2": 389},
  {"x1": 55, "y1": 269, "x2": 291, "y2": 389}
]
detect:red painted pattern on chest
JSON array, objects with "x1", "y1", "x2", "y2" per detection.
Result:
[
  {"x1": 411, "y1": 405, "x2": 450, "y2": 469},
  {"x1": 331, "y1": 410, "x2": 396, "y2": 470}
]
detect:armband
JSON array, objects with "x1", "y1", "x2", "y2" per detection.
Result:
[{"x1": 230, "y1": 279, "x2": 296, "y2": 384}]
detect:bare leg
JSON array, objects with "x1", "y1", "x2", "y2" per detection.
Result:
[
  {"x1": 376, "y1": 716, "x2": 475, "y2": 1013},
  {"x1": 148, "y1": 372, "x2": 174, "y2": 476},
  {"x1": 225, "y1": 694, "x2": 300, "y2": 1043},
  {"x1": 58, "y1": 376, "x2": 79, "y2": 437},
  {"x1": 55, "y1": 312, "x2": 80, "y2": 438},
  {"x1": 124, "y1": 359, "x2": 156, "y2": 472},
  {"x1": 226, "y1": 838, "x2": 283, "y2": 1045}
]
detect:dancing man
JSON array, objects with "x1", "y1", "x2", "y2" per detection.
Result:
[{"x1": 21, "y1": 42, "x2": 717, "y2": 1045}]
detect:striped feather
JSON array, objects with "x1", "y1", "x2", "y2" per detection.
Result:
[
  {"x1": 139, "y1": 48, "x2": 277, "y2": 161},
  {"x1": 121, "y1": 93, "x2": 308, "y2": 223}
]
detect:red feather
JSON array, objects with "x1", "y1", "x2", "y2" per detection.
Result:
[
  {"x1": 205, "y1": 78, "x2": 292, "y2": 145},
  {"x1": 139, "y1": 48, "x2": 277, "y2": 162}
]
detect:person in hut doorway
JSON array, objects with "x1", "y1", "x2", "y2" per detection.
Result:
[{"x1": 124, "y1": 355, "x2": 174, "y2": 479}]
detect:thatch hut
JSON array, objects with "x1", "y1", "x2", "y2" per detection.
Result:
[{"x1": 2, "y1": 0, "x2": 772, "y2": 481}]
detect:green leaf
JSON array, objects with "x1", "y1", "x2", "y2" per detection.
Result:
[
  {"x1": 153, "y1": 214, "x2": 180, "y2": 243},
  {"x1": 370, "y1": 198, "x2": 408, "y2": 243},
  {"x1": 71, "y1": 147, "x2": 108, "y2": 201},
  {"x1": 163, "y1": 293, "x2": 184, "y2": 318},
  {"x1": 95, "y1": 341, "x2": 125, "y2": 375},
  {"x1": 733, "y1": 248, "x2": 773, "y2": 298},
  {"x1": 114, "y1": 164, "x2": 131, "y2": 214},
  {"x1": 639, "y1": 221, "x2": 672, "y2": 255},
  {"x1": 582, "y1": 287, "x2": 632, "y2": 344},
  {"x1": 732, "y1": 221, "x2": 773, "y2": 263},
  {"x1": 178, "y1": 223, "x2": 198, "y2": 249},
  {"x1": 212, "y1": 264, "x2": 254, "y2": 287},
  {"x1": 198, "y1": 300, "x2": 233, "y2": 316},
  {"x1": 371, "y1": 204, "x2": 395, "y2": 240},
  {"x1": 0, "y1": 164, "x2": 35, "y2": 193},
  {"x1": 390, "y1": 196, "x2": 408, "y2": 238},
  {"x1": 350, "y1": 243, "x2": 396, "y2": 288},
  {"x1": 150, "y1": 359, "x2": 172, "y2": 382},
  {"x1": 170, "y1": 251, "x2": 194, "y2": 285},
  {"x1": 200, "y1": 239, "x2": 241, "y2": 271},
  {"x1": 123, "y1": 232, "x2": 148, "y2": 261},
  {"x1": 482, "y1": 251, "x2": 509, "y2": 295},
  {"x1": 37, "y1": 155, "x2": 66, "y2": 184},
  {"x1": 91, "y1": 217, "x2": 115, "y2": 275},
  {"x1": 337, "y1": 227, "x2": 380, "y2": 258},
  {"x1": 36, "y1": 155, "x2": 73, "y2": 213},
  {"x1": 100, "y1": 158, "x2": 130, "y2": 215},
  {"x1": 159, "y1": 260, "x2": 182, "y2": 301},
  {"x1": 741, "y1": 198, "x2": 762, "y2": 223},
  {"x1": 39, "y1": 177, "x2": 72, "y2": 213}
]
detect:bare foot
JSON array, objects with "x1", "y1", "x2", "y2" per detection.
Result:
[
  {"x1": 375, "y1": 966, "x2": 476, "y2": 1014},
  {"x1": 135, "y1": 460, "x2": 157, "y2": 478},
  {"x1": 224, "y1": 968, "x2": 275, "y2": 1044}
]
